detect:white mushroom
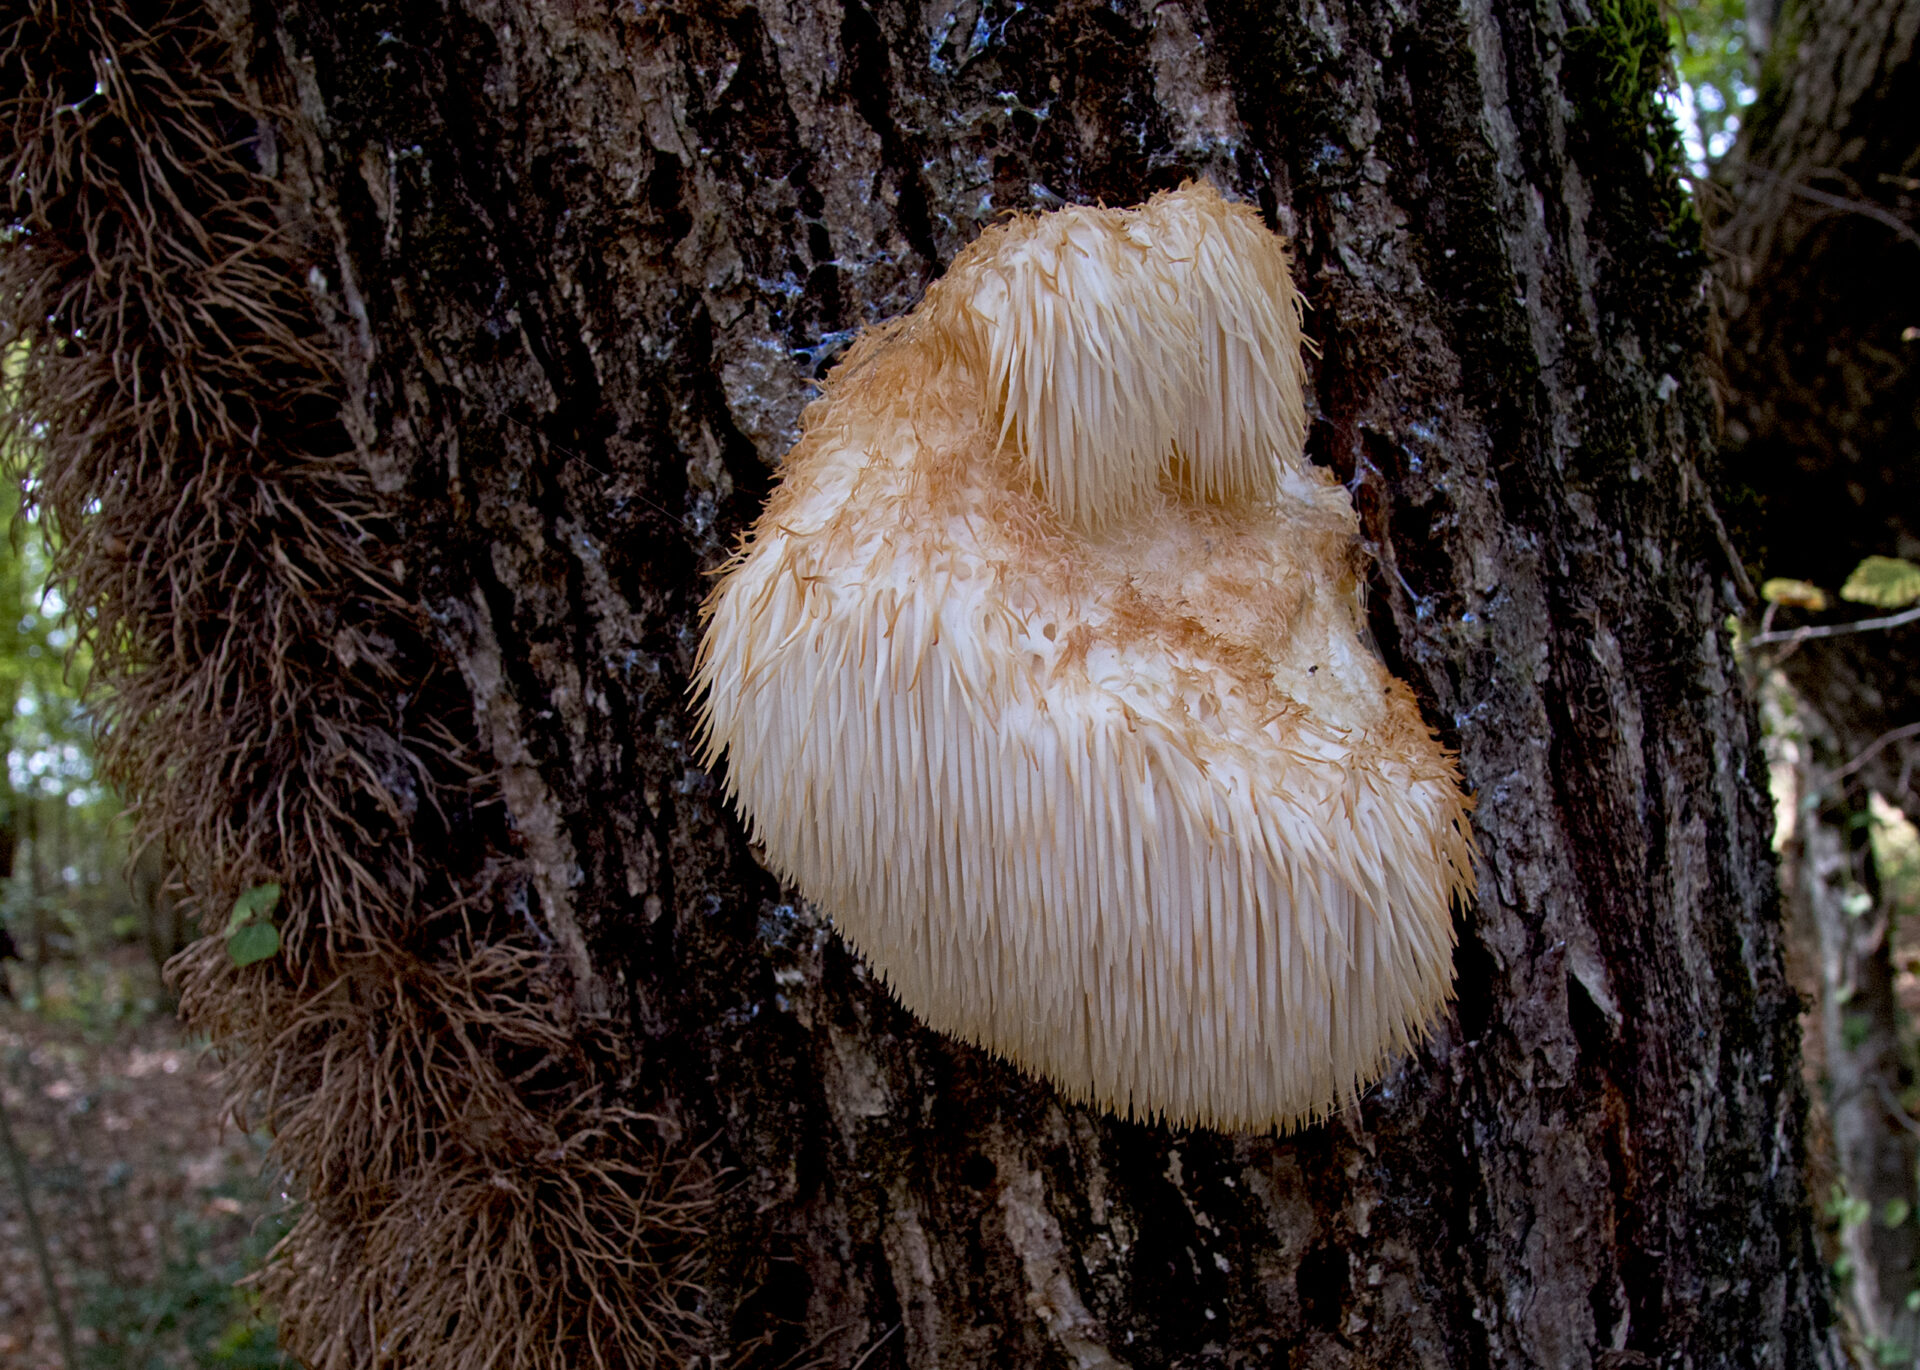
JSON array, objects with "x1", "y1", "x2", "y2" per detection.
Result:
[{"x1": 695, "y1": 182, "x2": 1476, "y2": 1131}]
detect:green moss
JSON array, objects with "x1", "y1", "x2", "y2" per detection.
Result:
[
  {"x1": 1565, "y1": 0, "x2": 1671, "y2": 134},
  {"x1": 1565, "y1": 0, "x2": 1700, "y2": 227}
]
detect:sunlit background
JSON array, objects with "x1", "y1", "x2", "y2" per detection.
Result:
[{"x1": 1666, "y1": 0, "x2": 1761, "y2": 169}]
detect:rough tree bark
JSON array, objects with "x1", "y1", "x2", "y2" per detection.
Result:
[
  {"x1": 79, "y1": 0, "x2": 1848, "y2": 1363},
  {"x1": 1771, "y1": 683, "x2": 1917, "y2": 1358},
  {"x1": 1714, "y1": 0, "x2": 1920, "y2": 1354}
]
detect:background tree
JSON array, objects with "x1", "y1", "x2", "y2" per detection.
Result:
[
  {"x1": 1719, "y1": 0, "x2": 1920, "y2": 817},
  {"x1": 0, "y1": 0, "x2": 1850, "y2": 1366},
  {"x1": 1706, "y1": 0, "x2": 1920, "y2": 1356}
]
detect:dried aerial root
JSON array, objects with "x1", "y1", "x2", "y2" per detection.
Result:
[{"x1": 0, "y1": 0, "x2": 709, "y2": 1364}]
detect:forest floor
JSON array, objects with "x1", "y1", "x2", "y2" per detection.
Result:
[
  {"x1": 0, "y1": 801, "x2": 1910, "y2": 1369},
  {"x1": 0, "y1": 951, "x2": 289, "y2": 1370}
]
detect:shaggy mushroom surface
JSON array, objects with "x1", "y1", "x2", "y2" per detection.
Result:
[{"x1": 696, "y1": 184, "x2": 1476, "y2": 1131}]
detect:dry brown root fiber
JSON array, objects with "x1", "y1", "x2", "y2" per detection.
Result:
[{"x1": 0, "y1": 1, "x2": 709, "y2": 1365}]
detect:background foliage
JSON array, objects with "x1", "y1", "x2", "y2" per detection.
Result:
[
  {"x1": 1666, "y1": 0, "x2": 1760, "y2": 166},
  {"x1": 1, "y1": 371, "x2": 287, "y2": 1366}
]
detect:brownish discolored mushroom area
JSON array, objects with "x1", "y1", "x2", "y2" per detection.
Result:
[{"x1": 697, "y1": 184, "x2": 1475, "y2": 1130}]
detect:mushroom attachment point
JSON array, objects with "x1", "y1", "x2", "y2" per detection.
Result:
[{"x1": 694, "y1": 182, "x2": 1476, "y2": 1131}]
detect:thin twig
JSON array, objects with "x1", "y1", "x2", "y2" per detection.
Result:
[
  {"x1": 848, "y1": 1322, "x2": 903, "y2": 1370},
  {"x1": 1835, "y1": 722, "x2": 1920, "y2": 783},
  {"x1": 0, "y1": 1071, "x2": 79, "y2": 1370},
  {"x1": 1877, "y1": 1080, "x2": 1920, "y2": 1141},
  {"x1": 1747, "y1": 603, "x2": 1920, "y2": 648},
  {"x1": 1713, "y1": 162, "x2": 1920, "y2": 252},
  {"x1": 1774, "y1": 175, "x2": 1920, "y2": 251},
  {"x1": 1681, "y1": 455, "x2": 1758, "y2": 605}
]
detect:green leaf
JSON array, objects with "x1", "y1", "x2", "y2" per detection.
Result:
[
  {"x1": 225, "y1": 883, "x2": 282, "y2": 934},
  {"x1": 226, "y1": 921, "x2": 281, "y2": 968},
  {"x1": 1841, "y1": 556, "x2": 1920, "y2": 609},
  {"x1": 1844, "y1": 1011, "x2": 1874, "y2": 1051},
  {"x1": 1760, "y1": 577, "x2": 1828, "y2": 611},
  {"x1": 1827, "y1": 1184, "x2": 1872, "y2": 1229}
]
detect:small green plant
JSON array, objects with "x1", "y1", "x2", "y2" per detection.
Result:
[
  {"x1": 1760, "y1": 578, "x2": 1829, "y2": 611},
  {"x1": 1743, "y1": 553, "x2": 1920, "y2": 652},
  {"x1": 223, "y1": 886, "x2": 281, "y2": 969},
  {"x1": 77, "y1": 1184, "x2": 294, "y2": 1369},
  {"x1": 1825, "y1": 1182, "x2": 1872, "y2": 1231},
  {"x1": 1842, "y1": 1011, "x2": 1875, "y2": 1051},
  {"x1": 1841, "y1": 556, "x2": 1920, "y2": 610}
]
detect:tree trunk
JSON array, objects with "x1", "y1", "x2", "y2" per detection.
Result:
[
  {"x1": 8, "y1": 0, "x2": 1845, "y2": 1364},
  {"x1": 1773, "y1": 679, "x2": 1919, "y2": 1357},
  {"x1": 1714, "y1": 0, "x2": 1920, "y2": 1355}
]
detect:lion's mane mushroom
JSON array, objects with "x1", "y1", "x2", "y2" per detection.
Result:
[{"x1": 694, "y1": 182, "x2": 1476, "y2": 1131}]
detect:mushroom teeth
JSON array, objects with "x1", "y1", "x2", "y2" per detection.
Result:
[{"x1": 694, "y1": 182, "x2": 1477, "y2": 1132}]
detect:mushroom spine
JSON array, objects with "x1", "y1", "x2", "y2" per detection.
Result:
[{"x1": 694, "y1": 182, "x2": 1476, "y2": 1131}]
